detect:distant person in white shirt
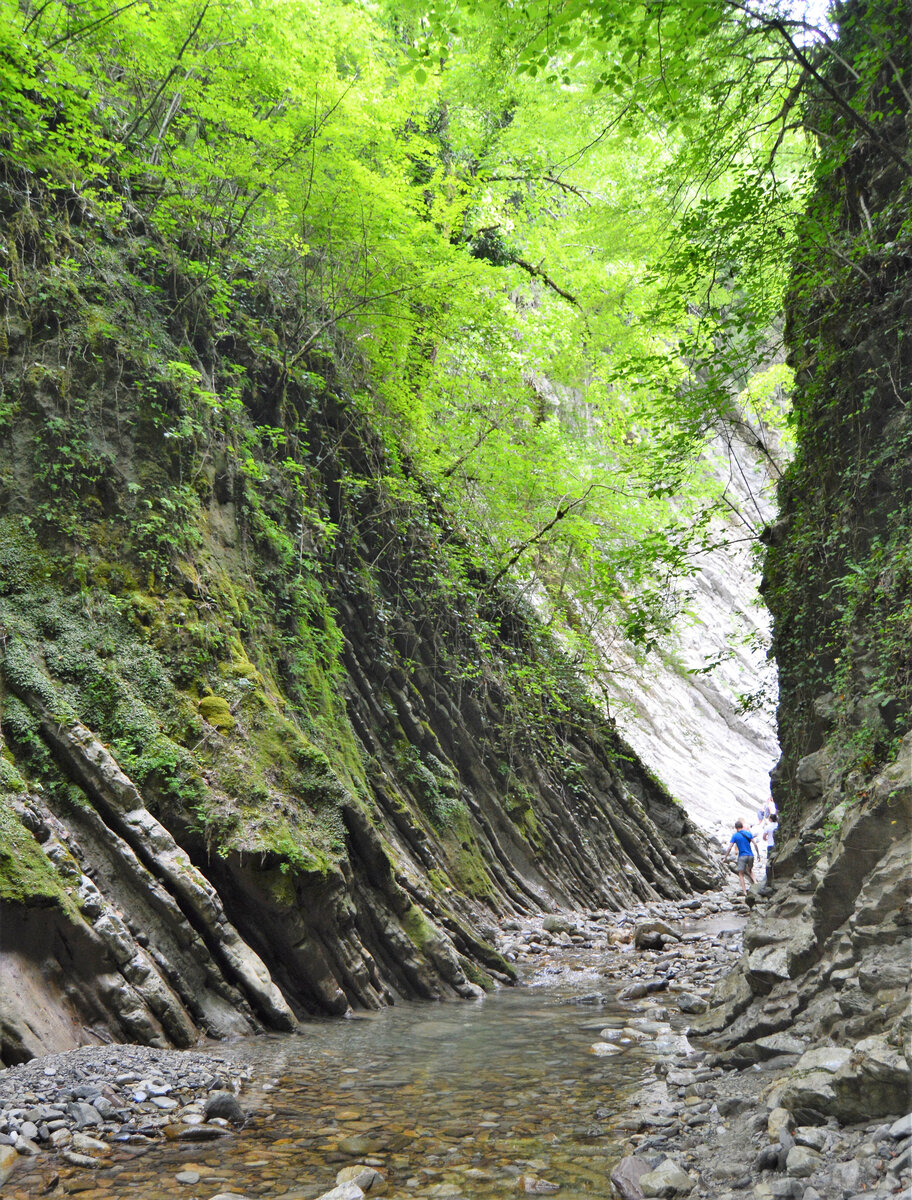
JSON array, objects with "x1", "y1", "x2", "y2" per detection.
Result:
[{"x1": 757, "y1": 796, "x2": 779, "y2": 876}]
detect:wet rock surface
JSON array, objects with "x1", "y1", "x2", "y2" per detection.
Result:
[{"x1": 0, "y1": 889, "x2": 908, "y2": 1199}]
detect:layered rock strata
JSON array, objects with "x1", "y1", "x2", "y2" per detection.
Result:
[{"x1": 0, "y1": 168, "x2": 718, "y2": 1062}]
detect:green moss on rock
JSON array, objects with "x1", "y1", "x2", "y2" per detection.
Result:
[
  {"x1": 459, "y1": 956, "x2": 496, "y2": 992},
  {"x1": 198, "y1": 694, "x2": 235, "y2": 730},
  {"x1": 0, "y1": 796, "x2": 80, "y2": 918},
  {"x1": 400, "y1": 903, "x2": 441, "y2": 953}
]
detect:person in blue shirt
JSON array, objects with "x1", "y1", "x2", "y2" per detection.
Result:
[{"x1": 721, "y1": 819, "x2": 759, "y2": 895}]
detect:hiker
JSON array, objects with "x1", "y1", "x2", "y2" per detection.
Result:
[
  {"x1": 757, "y1": 795, "x2": 777, "y2": 823},
  {"x1": 761, "y1": 798, "x2": 779, "y2": 879},
  {"x1": 721, "y1": 819, "x2": 759, "y2": 895}
]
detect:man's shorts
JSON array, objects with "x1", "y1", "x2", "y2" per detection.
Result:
[{"x1": 737, "y1": 854, "x2": 754, "y2": 871}]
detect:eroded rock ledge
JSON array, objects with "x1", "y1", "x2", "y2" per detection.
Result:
[{"x1": 692, "y1": 731, "x2": 912, "y2": 1125}]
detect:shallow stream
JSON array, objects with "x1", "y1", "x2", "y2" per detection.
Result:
[{"x1": 32, "y1": 960, "x2": 673, "y2": 1200}]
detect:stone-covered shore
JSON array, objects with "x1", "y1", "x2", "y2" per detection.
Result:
[{"x1": 0, "y1": 886, "x2": 909, "y2": 1199}]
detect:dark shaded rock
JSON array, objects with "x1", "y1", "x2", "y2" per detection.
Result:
[
  {"x1": 203, "y1": 1091, "x2": 245, "y2": 1125},
  {"x1": 177, "y1": 1125, "x2": 231, "y2": 1142},
  {"x1": 753, "y1": 1145, "x2": 782, "y2": 1171},
  {"x1": 66, "y1": 1103, "x2": 102, "y2": 1129}
]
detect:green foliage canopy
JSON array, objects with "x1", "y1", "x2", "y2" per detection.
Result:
[{"x1": 0, "y1": 0, "x2": 826, "y2": 659}]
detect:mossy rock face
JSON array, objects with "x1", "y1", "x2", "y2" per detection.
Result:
[
  {"x1": 198, "y1": 695, "x2": 235, "y2": 730},
  {"x1": 0, "y1": 757, "x2": 27, "y2": 794},
  {"x1": 401, "y1": 902, "x2": 441, "y2": 953},
  {"x1": 0, "y1": 796, "x2": 80, "y2": 916}
]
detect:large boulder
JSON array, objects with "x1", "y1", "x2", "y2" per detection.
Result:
[
  {"x1": 610, "y1": 1156, "x2": 655, "y2": 1200},
  {"x1": 774, "y1": 1038, "x2": 911, "y2": 1122},
  {"x1": 639, "y1": 1158, "x2": 694, "y2": 1198}
]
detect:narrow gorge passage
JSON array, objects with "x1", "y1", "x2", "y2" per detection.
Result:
[{"x1": 1, "y1": 0, "x2": 910, "y2": 1197}]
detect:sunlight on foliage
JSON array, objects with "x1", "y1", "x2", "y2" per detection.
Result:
[{"x1": 0, "y1": 0, "x2": 818, "y2": 657}]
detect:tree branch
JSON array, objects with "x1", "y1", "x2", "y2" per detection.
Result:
[
  {"x1": 488, "y1": 488, "x2": 595, "y2": 588},
  {"x1": 485, "y1": 173, "x2": 594, "y2": 205},
  {"x1": 508, "y1": 254, "x2": 581, "y2": 307}
]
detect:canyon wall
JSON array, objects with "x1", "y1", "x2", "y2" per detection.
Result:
[
  {"x1": 0, "y1": 162, "x2": 719, "y2": 1065},
  {"x1": 606, "y1": 423, "x2": 780, "y2": 836},
  {"x1": 694, "y1": 0, "x2": 912, "y2": 1118}
]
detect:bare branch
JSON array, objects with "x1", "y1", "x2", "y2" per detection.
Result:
[{"x1": 485, "y1": 173, "x2": 595, "y2": 205}]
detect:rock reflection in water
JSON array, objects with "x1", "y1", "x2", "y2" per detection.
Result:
[{"x1": 18, "y1": 971, "x2": 655, "y2": 1200}]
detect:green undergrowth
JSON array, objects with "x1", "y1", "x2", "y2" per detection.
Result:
[{"x1": 0, "y1": 510, "x2": 360, "y2": 875}]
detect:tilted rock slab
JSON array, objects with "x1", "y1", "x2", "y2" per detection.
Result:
[{"x1": 10, "y1": 683, "x2": 296, "y2": 1033}]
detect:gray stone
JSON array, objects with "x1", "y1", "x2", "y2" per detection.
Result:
[
  {"x1": 785, "y1": 1145, "x2": 820, "y2": 1177},
  {"x1": 336, "y1": 1165, "x2": 384, "y2": 1191},
  {"x1": 67, "y1": 1101, "x2": 103, "y2": 1128},
  {"x1": 717, "y1": 1095, "x2": 751, "y2": 1117},
  {"x1": 831, "y1": 1159, "x2": 864, "y2": 1193},
  {"x1": 635, "y1": 921, "x2": 680, "y2": 950},
  {"x1": 795, "y1": 748, "x2": 832, "y2": 800},
  {"x1": 61, "y1": 1149, "x2": 102, "y2": 1167},
  {"x1": 618, "y1": 979, "x2": 669, "y2": 1001},
  {"x1": 689, "y1": 970, "x2": 753, "y2": 1035},
  {"x1": 176, "y1": 1171, "x2": 201, "y2": 1184},
  {"x1": 830, "y1": 1036, "x2": 912, "y2": 1121},
  {"x1": 543, "y1": 915, "x2": 576, "y2": 934},
  {"x1": 793, "y1": 1126, "x2": 827, "y2": 1151},
  {"x1": 610, "y1": 1155, "x2": 654, "y2": 1200},
  {"x1": 675, "y1": 992, "x2": 708, "y2": 1014},
  {"x1": 203, "y1": 1091, "x2": 245, "y2": 1125},
  {"x1": 766, "y1": 1180, "x2": 802, "y2": 1199},
  {"x1": 177, "y1": 1125, "x2": 230, "y2": 1141},
  {"x1": 893, "y1": 1142, "x2": 912, "y2": 1172},
  {"x1": 315, "y1": 1185, "x2": 365, "y2": 1200},
  {"x1": 639, "y1": 1158, "x2": 693, "y2": 1197},
  {"x1": 753, "y1": 1145, "x2": 781, "y2": 1172},
  {"x1": 775, "y1": 1047, "x2": 854, "y2": 1117},
  {"x1": 71, "y1": 1132, "x2": 109, "y2": 1156},
  {"x1": 754, "y1": 1034, "x2": 807, "y2": 1059},
  {"x1": 889, "y1": 1114, "x2": 912, "y2": 1139},
  {"x1": 768, "y1": 1107, "x2": 794, "y2": 1143}
]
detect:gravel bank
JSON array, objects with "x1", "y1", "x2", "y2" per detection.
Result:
[{"x1": 0, "y1": 1043, "x2": 250, "y2": 1188}]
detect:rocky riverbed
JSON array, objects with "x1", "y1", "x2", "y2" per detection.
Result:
[{"x1": 0, "y1": 883, "x2": 909, "y2": 1200}]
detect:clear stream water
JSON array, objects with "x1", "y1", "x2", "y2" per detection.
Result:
[{"x1": 10, "y1": 957, "x2": 690, "y2": 1200}]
